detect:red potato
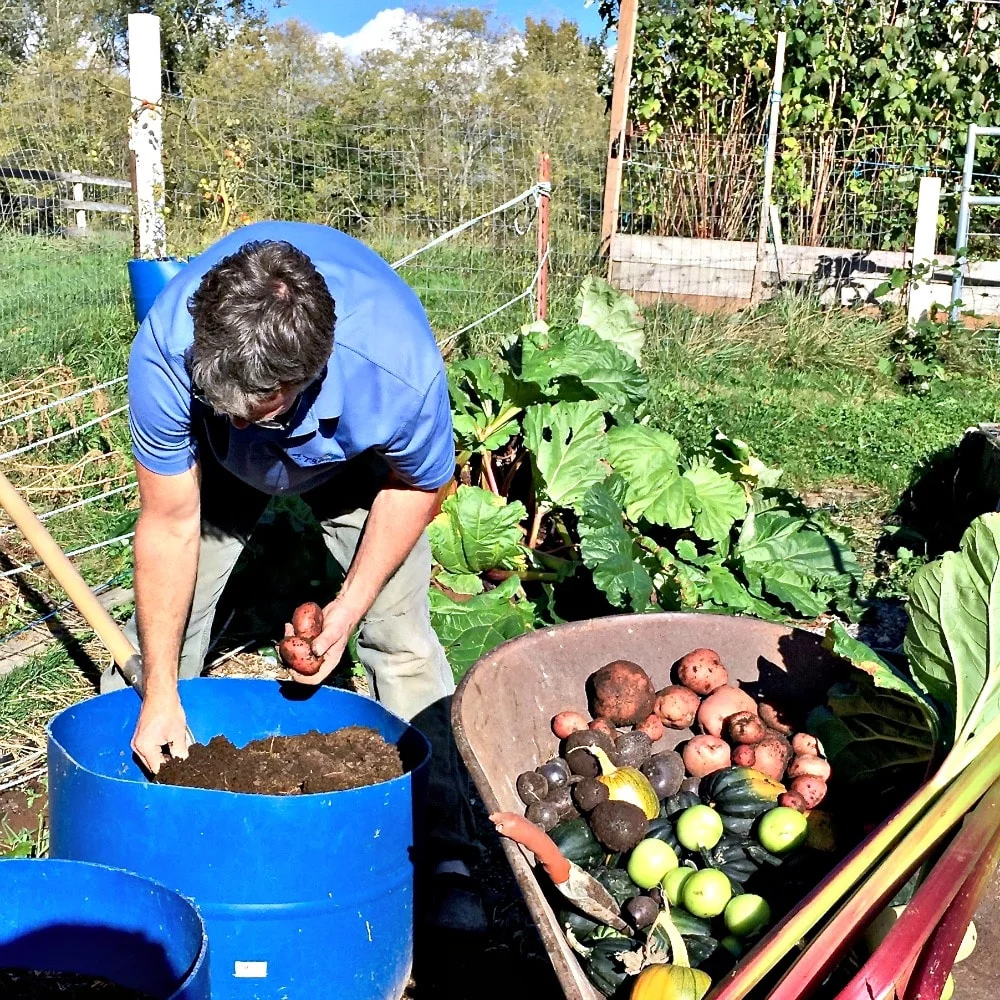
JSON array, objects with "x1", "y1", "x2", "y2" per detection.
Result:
[
  {"x1": 790, "y1": 775, "x2": 827, "y2": 809},
  {"x1": 752, "y1": 736, "x2": 791, "y2": 782},
  {"x1": 291, "y1": 602, "x2": 324, "y2": 641},
  {"x1": 787, "y1": 754, "x2": 832, "y2": 782},
  {"x1": 757, "y1": 700, "x2": 796, "y2": 735},
  {"x1": 731, "y1": 743, "x2": 757, "y2": 767},
  {"x1": 654, "y1": 685, "x2": 701, "y2": 730},
  {"x1": 779, "y1": 791, "x2": 808, "y2": 812},
  {"x1": 791, "y1": 733, "x2": 821, "y2": 757},
  {"x1": 676, "y1": 648, "x2": 729, "y2": 696},
  {"x1": 696, "y1": 686, "x2": 757, "y2": 737},
  {"x1": 589, "y1": 718, "x2": 619, "y2": 742},
  {"x1": 552, "y1": 711, "x2": 589, "y2": 740},
  {"x1": 725, "y1": 711, "x2": 767, "y2": 745},
  {"x1": 682, "y1": 735, "x2": 732, "y2": 778},
  {"x1": 637, "y1": 713, "x2": 665, "y2": 743},
  {"x1": 587, "y1": 660, "x2": 656, "y2": 726},
  {"x1": 278, "y1": 636, "x2": 323, "y2": 676}
]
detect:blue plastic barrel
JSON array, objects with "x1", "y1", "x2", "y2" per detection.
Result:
[
  {"x1": 0, "y1": 858, "x2": 209, "y2": 999},
  {"x1": 127, "y1": 257, "x2": 191, "y2": 325},
  {"x1": 48, "y1": 679, "x2": 430, "y2": 1000}
]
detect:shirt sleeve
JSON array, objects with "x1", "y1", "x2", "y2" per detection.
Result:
[
  {"x1": 127, "y1": 318, "x2": 198, "y2": 476},
  {"x1": 382, "y1": 370, "x2": 455, "y2": 490}
]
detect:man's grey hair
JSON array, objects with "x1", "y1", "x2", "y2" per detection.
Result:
[{"x1": 187, "y1": 240, "x2": 335, "y2": 420}]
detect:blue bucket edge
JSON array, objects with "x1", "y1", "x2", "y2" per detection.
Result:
[
  {"x1": 0, "y1": 856, "x2": 210, "y2": 1000},
  {"x1": 127, "y1": 256, "x2": 194, "y2": 326}
]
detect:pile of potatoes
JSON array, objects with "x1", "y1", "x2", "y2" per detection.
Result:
[
  {"x1": 551, "y1": 648, "x2": 830, "y2": 813},
  {"x1": 661, "y1": 649, "x2": 830, "y2": 810}
]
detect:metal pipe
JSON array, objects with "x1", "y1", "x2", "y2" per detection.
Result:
[{"x1": 952, "y1": 124, "x2": 979, "y2": 321}]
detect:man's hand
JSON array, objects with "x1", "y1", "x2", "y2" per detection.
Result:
[
  {"x1": 284, "y1": 602, "x2": 359, "y2": 687},
  {"x1": 131, "y1": 692, "x2": 191, "y2": 774}
]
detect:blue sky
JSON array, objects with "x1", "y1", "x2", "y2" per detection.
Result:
[{"x1": 274, "y1": 1, "x2": 605, "y2": 40}]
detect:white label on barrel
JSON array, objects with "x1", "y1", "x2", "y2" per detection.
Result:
[{"x1": 234, "y1": 961, "x2": 268, "y2": 978}]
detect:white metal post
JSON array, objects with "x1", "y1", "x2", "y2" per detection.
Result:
[
  {"x1": 751, "y1": 31, "x2": 787, "y2": 307},
  {"x1": 128, "y1": 13, "x2": 166, "y2": 259},
  {"x1": 907, "y1": 176, "x2": 941, "y2": 328}
]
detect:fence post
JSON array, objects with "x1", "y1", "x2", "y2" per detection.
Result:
[
  {"x1": 908, "y1": 176, "x2": 942, "y2": 328},
  {"x1": 71, "y1": 171, "x2": 86, "y2": 232},
  {"x1": 750, "y1": 31, "x2": 787, "y2": 308},
  {"x1": 536, "y1": 152, "x2": 551, "y2": 322},
  {"x1": 128, "y1": 13, "x2": 166, "y2": 259},
  {"x1": 599, "y1": 0, "x2": 638, "y2": 264}
]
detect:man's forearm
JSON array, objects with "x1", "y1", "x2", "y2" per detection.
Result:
[
  {"x1": 133, "y1": 510, "x2": 200, "y2": 698},
  {"x1": 333, "y1": 481, "x2": 446, "y2": 624}
]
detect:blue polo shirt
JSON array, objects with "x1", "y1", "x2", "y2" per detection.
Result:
[{"x1": 128, "y1": 222, "x2": 455, "y2": 496}]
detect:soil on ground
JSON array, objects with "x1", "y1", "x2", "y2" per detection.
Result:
[
  {"x1": 0, "y1": 969, "x2": 155, "y2": 999},
  {"x1": 154, "y1": 726, "x2": 403, "y2": 795}
]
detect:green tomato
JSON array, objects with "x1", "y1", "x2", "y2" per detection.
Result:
[
  {"x1": 627, "y1": 838, "x2": 679, "y2": 889},
  {"x1": 681, "y1": 868, "x2": 733, "y2": 918},
  {"x1": 720, "y1": 935, "x2": 744, "y2": 957},
  {"x1": 941, "y1": 973, "x2": 955, "y2": 1000},
  {"x1": 661, "y1": 865, "x2": 695, "y2": 905},
  {"x1": 724, "y1": 893, "x2": 771, "y2": 937},
  {"x1": 675, "y1": 805, "x2": 724, "y2": 851},
  {"x1": 757, "y1": 806, "x2": 808, "y2": 854}
]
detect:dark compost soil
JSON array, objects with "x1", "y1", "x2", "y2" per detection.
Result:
[
  {"x1": 154, "y1": 726, "x2": 402, "y2": 795},
  {"x1": 0, "y1": 969, "x2": 156, "y2": 999}
]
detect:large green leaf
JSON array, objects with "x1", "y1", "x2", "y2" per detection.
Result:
[
  {"x1": 575, "y1": 276, "x2": 645, "y2": 363},
  {"x1": 737, "y1": 502, "x2": 862, "y2": 617},
  {"x1": 428, "y1": 486, "x2": 526, "y2": 575},
  {"x1": 447, "y1": 358, "x2": 521, "y2": 453},
  {"x1": 905, "y1": 513, "x2": 1000, "y2": 745},
  {"x1": 682, "y1": 457, "x2": 748, "y2": 542},
  {"x1": 517, "y1": 323, "x2": 647, "y2": 417},
  {"x1": 578, "y1": 477, "x2": 656, "y2": 611},
  {"x1": 429, "y1": 576, "x2": 535, "y2": 679},
  {"x1": 523, "y1": 400, "x2": 608, "y2": 511},
  {"x1": 606, "y1": 424, "x2": 694, "y2": 527},
  {"x1": 825, "y1": 620, "x2": 941, "y2": 740}
]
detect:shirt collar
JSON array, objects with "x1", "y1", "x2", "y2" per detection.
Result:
[{"x1": 285, "y1": 356, "x2": 343, "y2": 438}]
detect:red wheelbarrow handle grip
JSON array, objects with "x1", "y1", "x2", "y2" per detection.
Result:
[{"x1": 490, "y1": 812, "x2": 571, "y2": 885}]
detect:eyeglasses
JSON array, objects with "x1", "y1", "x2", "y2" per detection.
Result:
[{"x1": 191, "y1": 388, "x2": 300, "y2": 431}]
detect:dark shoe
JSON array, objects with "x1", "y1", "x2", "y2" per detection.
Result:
[{"x1": 422, "y1": 870, "x2": 488, "y2": 934}]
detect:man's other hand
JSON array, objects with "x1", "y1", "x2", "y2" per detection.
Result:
[
  {"x1": 283, "y1": 602, "x2": 358, "y2": 687},
  {"x1": 131, "y1": 692, "x2": 191, "y2": 774}
]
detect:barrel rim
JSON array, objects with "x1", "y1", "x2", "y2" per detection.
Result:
[
  {"x1": 0, "y1": 856, "x2": 209, "y2": 999},
  {"x1": 47, "y1": 678, "x2": 431, "y2": 802}
]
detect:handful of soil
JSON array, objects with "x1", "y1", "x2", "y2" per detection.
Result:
[
  {"x1": 0, "y1": 969, "x2": 155, "y2": 999},
  {"x1": 155, "y1": 726, "x2": 403, "y2": 795}
]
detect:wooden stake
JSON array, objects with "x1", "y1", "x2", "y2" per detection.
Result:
[
  {"x1": 599, "y1": 0, "x2": 639, "y2": 263},
  {"x1": 750, "y1": 31, "x2": 787, "y2": 307},
  {"x1": 128, "y1": 13, "x2": 166, "y2": 259},
  {"x1": 536, "y1": 151, "x2": 551, "y2": 321}
]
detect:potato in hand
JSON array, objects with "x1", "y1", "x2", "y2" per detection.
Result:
[{"x1": 279, "y1": 602, "x2": 326, "y2": 676}]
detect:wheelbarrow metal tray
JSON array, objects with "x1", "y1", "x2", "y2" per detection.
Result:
[{"x1": 452, "y1": 612, "x2": 841, "y2": 1000}]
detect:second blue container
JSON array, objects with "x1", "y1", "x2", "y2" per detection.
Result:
[{"x1": 47, "y1": 679, "x2": 430, "y2": 1000}]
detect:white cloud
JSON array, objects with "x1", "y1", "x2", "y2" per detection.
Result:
[{"x1": 319, "y1": 8, "x2": 424, "y2": 60}]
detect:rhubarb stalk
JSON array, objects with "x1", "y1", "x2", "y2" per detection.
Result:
[
  {"x1": 706, "y1": 725, "x2": 1000, "y2": 1000},
  {"x1": 829, "y1": 776, "x2": 1000, "y2": 1000},
  {"x1": 904, "y1": 817, "x2": 1000, "y2": 1000}
]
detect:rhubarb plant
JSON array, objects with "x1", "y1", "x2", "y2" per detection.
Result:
[{"x1": 429, "y1": 280, "x2": 864, "y2": 677}]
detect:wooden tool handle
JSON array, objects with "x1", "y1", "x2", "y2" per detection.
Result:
[{"x1": 0, "y1": 470, "x2": 136, "y2": 668}]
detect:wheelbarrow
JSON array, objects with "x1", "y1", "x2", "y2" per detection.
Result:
[{"x1": 451, "y1": 612, "x2": 842, "y2": 1000}]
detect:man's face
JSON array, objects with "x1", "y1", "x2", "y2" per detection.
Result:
[{"x1": 230, "y1": 384, "x2": 301, "y2": 430}]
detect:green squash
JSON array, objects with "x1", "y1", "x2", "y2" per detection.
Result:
[{"x1": 550, "y1": 817, "x2": 605, "y2": 868}]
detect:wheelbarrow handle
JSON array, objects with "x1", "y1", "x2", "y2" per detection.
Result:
[{"x1": 490, "y1": 812, "x2": 571, "y2": 884}]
